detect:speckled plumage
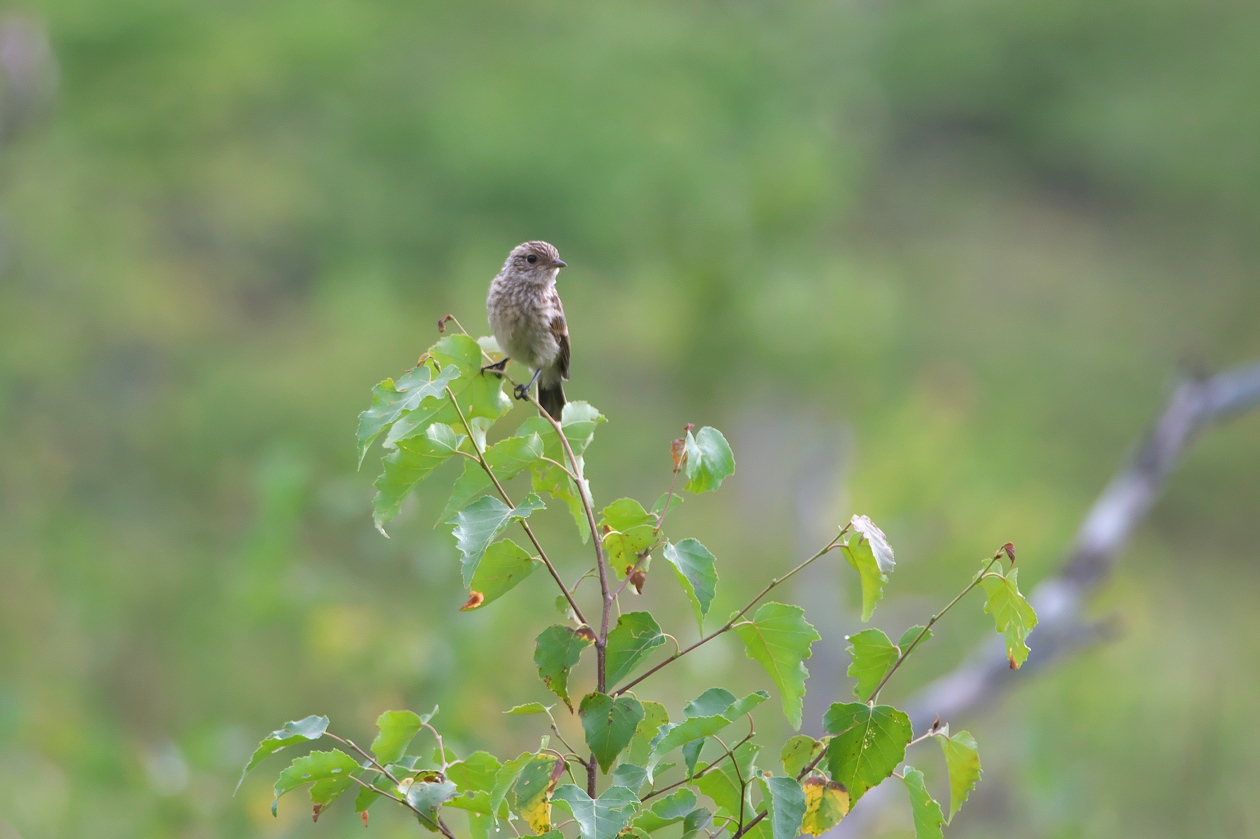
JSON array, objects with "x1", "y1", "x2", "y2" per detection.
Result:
[{"x1": 486, "y1": 240, "x2": 570, "y2": 419}]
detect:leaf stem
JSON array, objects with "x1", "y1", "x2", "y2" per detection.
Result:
[
  {"x1": 613, "y1": 528, "x2": 849, "y2": 696},
  {"x1": 444, "y1": 386, "x2": 589, "y2": 627},
  {"x1": 864, "y1": 548, "x2": 1006, "y2": 703}
]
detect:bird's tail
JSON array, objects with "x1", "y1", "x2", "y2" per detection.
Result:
[{"x1": 539, "y1": 380, "x2": 566, "y2": 421}]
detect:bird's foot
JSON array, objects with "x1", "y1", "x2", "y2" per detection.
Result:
[
  {"x1": 513, "y1": 383, "x2": 531, "y2": 401},
  {"x1": 480, "y1": 357, "x2": 509, "y2": 375}
]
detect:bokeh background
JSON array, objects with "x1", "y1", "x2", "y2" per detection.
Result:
[{"x1": 3, "y1": 1, "x2": 1260, "y2": 837}]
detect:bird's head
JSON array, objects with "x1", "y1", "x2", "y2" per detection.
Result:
[{"x1": 504, "y1": 241, "x2": 566, "y2": 283}]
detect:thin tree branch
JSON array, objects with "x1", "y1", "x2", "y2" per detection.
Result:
[{"x1": 831, "y1": 359, "x2": 1260, "y2": 836}]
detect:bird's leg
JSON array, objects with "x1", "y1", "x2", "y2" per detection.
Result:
[
  {"x1": 514, "y1": 367, "x2": 542, "y2": 401},
  {"x1": 480, "y1": 357, "x2": 509, "y2": 375}
]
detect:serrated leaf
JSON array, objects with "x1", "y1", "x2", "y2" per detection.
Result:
[
  {"x1": 385, "y1": 336, "x2": 511, "y2": 447},
  {"x1": 627, "y1": 701, "x2": 669, "y2": 765},
  {"x1": 511, "y1": 754, "x2": 563, "y2": 833},
  {"x1": 682, "y1": 739, "x2": 705, "y2": 776},
  {"x1": 446, "y1": 751, "x2": 502, "y2": 814},
  {"x1": 272, "y1": 749, "x2": 358, "y2": 816},
  {"x1": 371, "y1": 710, "x2": 424, "y2": 765},
  {"x1": 846, "y1": 628, "x2": 899, "y2": 700},
  {"x1": 682, "y1": 807, "x2": 713, "y2": 839},
  {"x1": 651, "y1": 716, "x2": 733, "y2": 760},
  {"x1": 237, "y1": 715, "x2": 329, "y2": 793},
  {"x1": 441, "y1": 433, "x2": 544, "y2": 520},
  {"x1": 733, "y1": 603, "x2": 820, "y2": 729},
  {"x1": 603, "y1": 525, "x2": 658, "y2": 579},
  {"x1": 633, "y1": 788, "x2": 697, "y2": 832},
  {"x1": 664, "y1": 539, "x2": 719, "y2": 632},
  {"x1": 901, "y1": 767, "x2": 944, "y2": 839},
  {"x1": 980, "y1": 568, "x2": 1037, "y2": 669},
  {"x1": 692, "y1": 742, "x2": 759, "y2": 818},
  {"x1": 939, "y1": 730, "x2": 981, "y2": 822},
  {"x1": 535, "y1": 625, "x2": 595, "y2": 711},
  {"x1": 605, "y1": 612, "x2": 666, "y2": 688},
  {"x1": 841, "y1": 515, "x2": 895, "y2": 621},
  {"x1": 373, "y1": 423, "x2": 462, "y2": 533},
  {"x1": 504, "y1": 703, "x2": 552, "y2": 716},
  {"x1": 612, "y1": 763, "x2": 648, "y2": 792},
  {"x1": 515, "y1": 403, "x2": 605, "y2": 542},
  {"x1": 600, "y1": 498, "x2": 654, "y2": 531},
  {"x1": 683, "y1": 427, "x2": 735, "y2": 493},
  {"x1": 897, "y1": 625, "x2": 931, "y2": 651},
  {"x1": 357, "y1": 364, "x2": 462, "y2": 466},
  {"x1": 489, "y1": 753, "x2": 533, "y2": 823},
  {"x1": 822, "y1": 702, "x2": 912, "y2": 803},
  {"x1": 580, "y1": 693, "x2": 645, "y2": 773},
  {"x1": 800, "y1": 777, "x2": 850, "y2": 836},
  {"x1": 406, "y1": 780, "x2": 458, "y2": 830},
  {"x1": 463, "y1": 539, "x2": 540, "y2": 610},
  {"x1": 552, "y1": 784, "x2": 639, "y2": 839},
  {"x1": 759, "y1": 776, "x2": 806, "y2": 839},
  {"x1": 450, "y1": 494, "x2": 545, "y2": 587},
  {"x1": 780, "y1": 735, "x2": 823, "y2": 778},
  {"x1": 310, "y1": 770, "x2": 356, "y2": 821}
]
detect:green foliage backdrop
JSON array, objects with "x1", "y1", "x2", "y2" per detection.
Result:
[{"x1": 2, "y1": 1, "x2": 1259, "y2": 837}]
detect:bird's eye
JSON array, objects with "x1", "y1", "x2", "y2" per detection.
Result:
[{"x1": 526, "y1": 254, "x2": 537, "y2": 264}]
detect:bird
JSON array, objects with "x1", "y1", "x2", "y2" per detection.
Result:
[{"x1": 485, "y1": 240, "x2": 570, "y2": 420}]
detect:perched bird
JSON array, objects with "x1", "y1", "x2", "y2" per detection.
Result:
[{"x1": 485, "y1": 240, "x2": 570, "y2": 420}]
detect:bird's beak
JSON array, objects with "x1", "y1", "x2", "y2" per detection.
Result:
[{"x1": 552, "y1": 259, "x2": 567, "y2": 268}]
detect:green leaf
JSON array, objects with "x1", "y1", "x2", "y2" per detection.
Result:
[
  {"x1": 383, "y1": 336, "x2": 513, "y2": 450},
  {"x1": 733, "y1": 602, "x2": 820, "y2": 729},
  {"x1": 841, "y1": 515, "x2": 895, "y2": 622},
  {"x1": 600, "y1": 498, "x2": 654, "y2": 531},
  {"x1": 822, "y1": 702, "x2": 913, "y2": 803},
  {"x1": 272, "y1": 749, "x2": 358, "y2": 816},
  {"x1": 650, "y1": 492, "x2": 683, "y2": 518},
  {"x1": 406, "y1": 780, "x2": 459, "y2": 830},
  {"x1": 651, "y1": 716, "x2": 732, "y2": 760},
  {"x1": 463, "y1": 539, "x2": 540, "y2": 610},
  {"x1": 604, "y1": 612, "x2": 666, "y2": 688},
  {"x1": 633, "y1": 788, "x2": 697, "y2": 832},
  {"x1": 651, "y1": 689, "x2": 767, "y2": 762},
  {"x1": 558, "y1": 401, "x2": 606, "y2": 456},
  {"x1": 310, "y1": 770, "x2": 357, "y2": 821},
  {"x1": 237, "y1": 715, "x2": 329, "y2": 793},
  {"x1": 664, "y1": 539, "x2": 719, "y2": 632},
  {"x1": 504, "y1": 703, "x2": 552, "y2": 716},
  {"x1": 938, "y1": 729, "x2": 981, "y2": 822},
  {"x1": 759, "y1": 776, "x2": 807, "y2": 839},
  {"x1": 627, "y1": 701, "x2": 669, "y2": 765},
  {"x1": 612, "y1": 763, "x2": 648, "y2": 793},
  {"x1": 682, "y1": 739, "x2": 705, "y2": 776},
  {"x1": 846, "y1": 628, "x2": 899, "y2": 700},
  {"x1": 489, "y1": 753, "x2": 533, "y2": 823},
  {"x1": 441, "y1": 433, "x2": 544, "y2": 520},
  {"x1": 515, "y1": 403, "x2": 605, "y2": 542},
  {"x1": 682, "y1": 807, "x2": 713, "y2": 839},
  {"x1": 534, "y1": 624, "x2": 595, "y2": 711},
  {"x1": 552, "y1": 784, "x2": 640, "y2": 839},
  {"x1": 683, "y1": 426, "x2": 735, "y2": 493},
  {"x1": 373, "y1": 423, "x2": 462, "y2": 533},
  {"x1": 780, "y1": 735, "x2": 823, "y2": 778},
  {"x1": 603, "y1": 525, "x2": 658, "y2": 579},
  {"x1": 897, "y1": 625, "x2": 931, "y2": 651},
  {"x1": 371, "y1": 709, "x2": 426, "y2": 765},
  {"x1": 580, "y1": 693, "x2": 646, "y2": 773},
  {"x1": 684, "y1": 688, "x2": 736, "y2": 718},
  {"x1": 980, "y1": 567, "x2": 1037, "y2": 669},
  {"x1": 511, "y1": 754, "x2": 562, "y2": 833},
  {"x1": 692, "y1": 742, "x2": 758, "y2": 817},
  {"x1": 800, "y1": 777, "x2": 850, "y2": 836},
  {"x1": 357, "y1": 364, "x2": 461, "y2": 466},
  {"x1": 450, "y1": 494, "x2": 545, "y2": 587},
  {"x1": 901, "y1": 767, "x2": 945, "y2": 839},
  {"x1": 446, "y1": 751, "x2": 502, "y2": 814}
]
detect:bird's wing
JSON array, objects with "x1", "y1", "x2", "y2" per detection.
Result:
[{"x1": 549, "y1": 289, "x2": 570, "y2": 381}]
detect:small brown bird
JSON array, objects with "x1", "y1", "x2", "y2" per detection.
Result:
[{"x1": 485, "y1": 241, "x2": 570, "y2": 420}]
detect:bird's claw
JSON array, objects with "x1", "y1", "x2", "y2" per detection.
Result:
[{"x1": 512, "y1": 383, "x2": 530, "y2": 401}]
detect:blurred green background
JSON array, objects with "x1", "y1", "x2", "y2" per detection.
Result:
[{"x1": 2, "y1": 1, "x2": 1260, "y2": 837}]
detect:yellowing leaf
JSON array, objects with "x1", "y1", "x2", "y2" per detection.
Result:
[{"x1": 800, "y1": 777, "x2": 849, "y2": 836}]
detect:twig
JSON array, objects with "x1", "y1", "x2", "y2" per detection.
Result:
[
  {"x1": 444, "y1": 386, "x2": 589, "y2": 627},
  {"x1": 863, "y1": 549, "x2": 1006, "y2": 703},
  {"x1": 829, "y1": 359, "x2": 1260, "y2": 837},
  {"x1": 613, "y1": 528, "x2": 849, "y2": 696}
]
